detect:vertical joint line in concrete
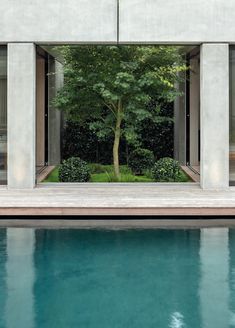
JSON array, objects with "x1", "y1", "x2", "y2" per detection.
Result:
[{"x1": 117, "y1": 0, "x2": 119, "y2": 44}]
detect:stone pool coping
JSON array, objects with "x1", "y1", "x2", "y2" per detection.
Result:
[
  {"x1": 0, "y1": 183, "x2": 234, "y2": 216},
  {"x1": 1, "y1": 219, "x2": 235, "y2": 228}
]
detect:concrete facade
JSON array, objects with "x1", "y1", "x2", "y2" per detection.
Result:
[
  {"x1": 119, "y1": 0, "x2": 235, "y2": 43},
  {"x1": 0, "y1": 0, "x2": 117, "y2": 43},
  {"x1": 0, "y1": 1, "x2": 233, "y2": 190},
  {"x1": 1, "y1": 1, "x2": 235, "y2": 44}
]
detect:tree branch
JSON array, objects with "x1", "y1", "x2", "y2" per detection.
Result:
[{"x1": 103, "y1": 101, "x2": 117, "y2": 118}]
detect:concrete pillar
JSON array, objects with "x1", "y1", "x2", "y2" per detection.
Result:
[
  {"x1": 8, "y1": 43, "x2": 36, "y2": 189},
  {"x1": 200, "y1": 43, "x2": 229, "y2": 190}
]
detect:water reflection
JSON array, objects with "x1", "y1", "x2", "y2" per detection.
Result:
[
  {"x1": 0, "y1": 229, "x2": 7, "y2": 328},
  {"x1": 229, "y1": 230, "x2": 235, "y2": 327},
  {"x1": 199, "y1": 228, "x2": 230, "y2": 328},
  {"x1": 169, "y1": 312, "x2": 185, "y2": 328},
  {"x1": 6, "y1": 228, "x2": 35, "y2": 328},
  {"x1": 0, "y1": 228, "x2": 235, "y2": 327}
]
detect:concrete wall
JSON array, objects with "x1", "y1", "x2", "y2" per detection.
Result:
[
  {"x1": 0, "y1": 0, "x2": 117, "y2": 43},
  {"x1": 0, "y1": 1, "x2": 235, "y2": 43},
  {"x1": 119, "y1": 0, "x2": 235, "y2": 43}
]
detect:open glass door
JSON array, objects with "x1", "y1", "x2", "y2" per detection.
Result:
[
  {"x1": 0, "y1": 46, "x2": 7, "y2": 184},
  {"x1": 229, "y1": 46, "x2": 235, "y2": 184},
  {"x1": 186, "y1": 48, "x2": 200, "y2": 177}
]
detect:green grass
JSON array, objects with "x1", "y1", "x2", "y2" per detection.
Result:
[
  {"x1": 43, "y1": 167, "x2": 59, "y2": 182},
  {"x1": 43, "y1": 163, "x2": 191, "y2": 183},
  {"x1": 88, "y1": 163, "x2": 132, "y2": 175},
  {"x1": 90, "y1": 172, "x2": 153, "y2": 183}
]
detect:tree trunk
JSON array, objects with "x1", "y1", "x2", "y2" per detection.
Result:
[{"x1": 113, "y1": 103, "x2": 122, "y2": 179}]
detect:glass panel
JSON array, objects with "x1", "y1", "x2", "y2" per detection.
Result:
[
  {"x1": 0, "y1": 47, "x2": 7, "y2": 184},
  {"x1": 230, "y1": 47, "x2": 235, "y2": 183}
]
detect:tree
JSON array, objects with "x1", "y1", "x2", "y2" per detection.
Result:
[{"x1": 55, "y1": 45, "x2": 186, "y2": 179}]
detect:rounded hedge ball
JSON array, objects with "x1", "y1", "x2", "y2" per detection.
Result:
[
  {"x1": 129, "y1": 148, "x2": 155, "y2": 175},
  {"x1": 152, "y1": 157, "x2": 181, "y2": 182},
  {"x1": 58, "y1": 157, "x2": 90, "y2": 182}
]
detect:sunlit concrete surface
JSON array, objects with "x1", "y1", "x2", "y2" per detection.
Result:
[
  {"x1": 200, "y1": 44, "x2": 229, "y2": 190},
  {"x1": 119, "y1": 0, "x2": 235, "y2": 43},
  {"x1": 0, "y1": 0, "x2": 117, "y2": 43},
  {"x1": 0, "y1": 184, "x2": 234, "y2": 215},
  {"x1": 7, "y1": 43, "x2": 36, "y2": 189},
  {"x1": 2, "y1": 0, "x2": 235, "y2": 44}
]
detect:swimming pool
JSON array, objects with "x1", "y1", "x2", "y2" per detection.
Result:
[{"x1": 0, "y1": 228, "x2": 234, "y2": 328}]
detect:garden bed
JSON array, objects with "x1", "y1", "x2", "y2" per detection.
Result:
[{"x1": 42, "y1": 164, "x2": 190, "y2": 183}]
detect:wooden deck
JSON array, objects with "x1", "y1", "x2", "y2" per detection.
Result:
[
  {"x1": 0, "y1": 183, "x2": 234, "y2": 216},
  {"x1": 181, "y1": 166, "x2": 200, "y2": 182},
  {"x1": 36, "y1": 166, "x2": 55, "y2": 183}
]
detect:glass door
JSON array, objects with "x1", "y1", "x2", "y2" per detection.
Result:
[{"x1": 0, "y1": 46, "x2": 7, "y2": 184}]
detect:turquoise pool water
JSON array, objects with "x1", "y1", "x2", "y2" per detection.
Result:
[{"x1": 0, "y1": 228, "x2": 235, "y2": 328}]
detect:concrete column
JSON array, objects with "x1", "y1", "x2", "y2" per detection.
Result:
[
  {"x1": 7, "y1": 43, "x2": 36, "y2": 189},
  {"x1": 200, "y1": 43, "x2": 229, "y2": 190}
]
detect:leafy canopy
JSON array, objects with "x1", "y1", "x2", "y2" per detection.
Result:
[{"x1": 55, "y1": 45, "x2": 186, "y2": 144}]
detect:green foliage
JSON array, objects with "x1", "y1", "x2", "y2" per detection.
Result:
[
  {"x1": 129, "y1": 148, "x2": 155, "y2": 175},
  {"x1": 58, "y1": 157, "x2": 90, "y2": 182},
  {"x1": 175, "y1": 170, "x2": 191, "y2": 183},
  {"x1": 143, "y1": 168, "x2": 154, "y2": 180},
  {"x1": 138, "y1": 102, "x2": 174, "y2": 159},
  {"x1": 62, "y1": 120, "x2": 129, "y2": 165},
  {"x1": 43, "y1": 163, "x2": 190, "y2": 183},
  {"x1": 88, "y1": 163, "x2": 107, "y2": 174},
  {"x1": 61, "y1": 120, "x2": 98, "y2": 162},
  {"x1": 152, "y1": 157, "x2": 181, "y2": 182},
  {"x1": 54, "y1": 45, "x2": 187, "y2": 176},
  {"x1": 44, "y1": 164, "x2": 153, "y2": 183}
]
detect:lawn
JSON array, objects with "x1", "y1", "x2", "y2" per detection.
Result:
[{"x1": 43, "y1": 163, "x2": 190, "y2": 183}]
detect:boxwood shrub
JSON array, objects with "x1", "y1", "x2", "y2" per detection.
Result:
[
  {"x1": 152, "y1": 157, "x2": 181, "y2": 182},
  {"x1": 58, "y1": 157, "x2": 90, "y2": 182},
  {"x1": 129, "y1": 148, "x2": 155, "y2": 175}
]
